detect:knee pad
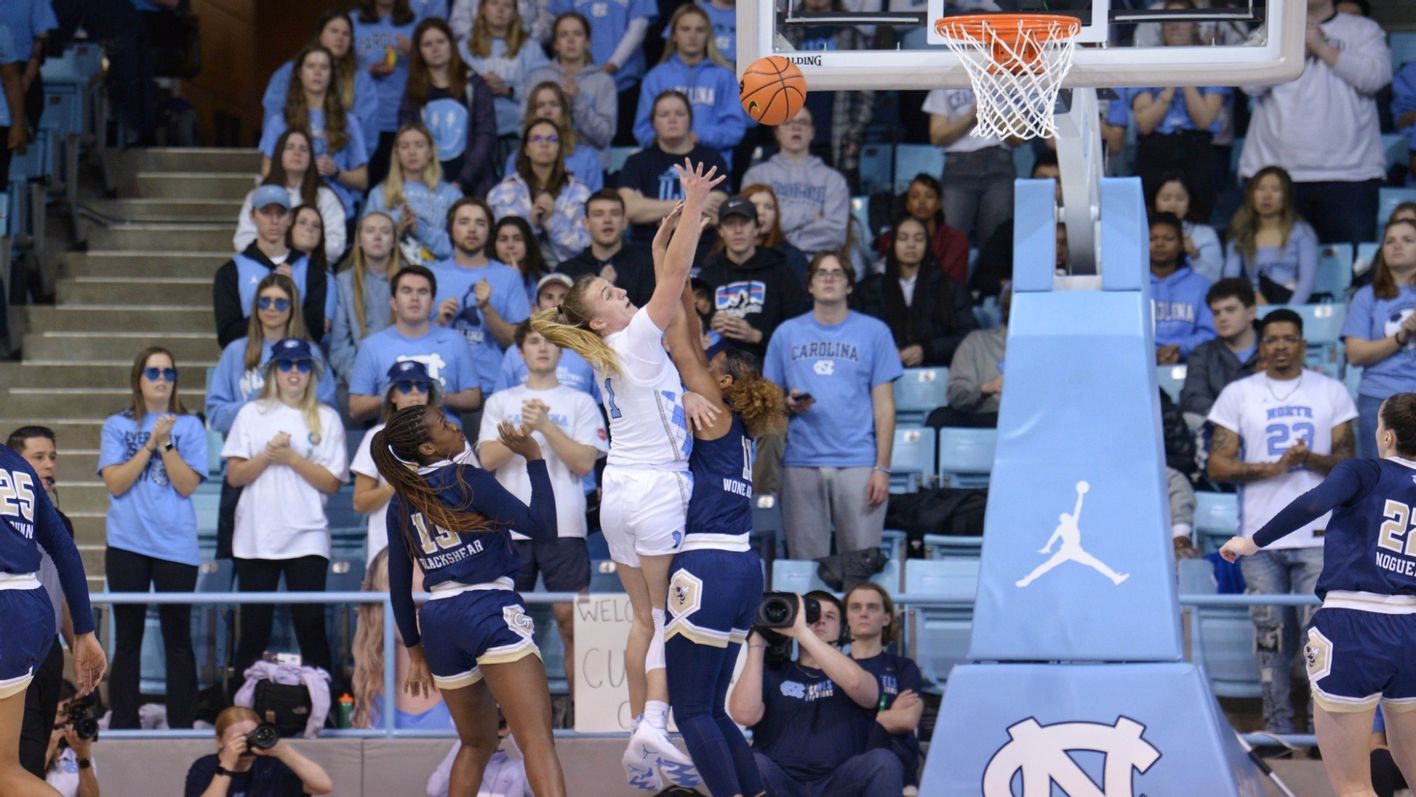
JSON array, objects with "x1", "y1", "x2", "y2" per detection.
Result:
[{"x1": 646, "y1": 609, "x2": 667, "y2": 672}]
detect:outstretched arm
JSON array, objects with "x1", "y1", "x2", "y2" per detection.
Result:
[
  {"x1": 644, "y1": 160, "x2": 725, "y2": 330},
  {"x1": 1221, "y1": 459, "x2": 1375, "y2": 561},
  {"x1": 666, "y1": 284, "x2": 733, "y2": 440}
]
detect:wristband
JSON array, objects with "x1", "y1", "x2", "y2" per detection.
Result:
[
  {"x1": 871, "y1": 466, "x2": 890, "y2": 475},
  {"x1": 1398, "y1": 330, "x2": 1410, "y2": 347},
  {"x1": 214, "y1": 765, "x2": 233, "y2": 778},
  {"x1": 77, "y1": 758, "x2": 91, "y2": 769}
]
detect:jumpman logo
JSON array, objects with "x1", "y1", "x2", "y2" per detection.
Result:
[{"x1": 1015, "y1": 481, "x2": 1129, "y2": 588}]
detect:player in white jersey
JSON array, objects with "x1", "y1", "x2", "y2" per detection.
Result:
[
  {"x1": 1207, "y1": 308, "x2": 1358, "y2": 736},
  {"x1": 531, "y1": 158, "x2": 725, "y2": 790}
]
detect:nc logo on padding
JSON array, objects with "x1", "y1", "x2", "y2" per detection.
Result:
[{"x1": 982, "y1": 716, "x2": 1160, "y2": 797}]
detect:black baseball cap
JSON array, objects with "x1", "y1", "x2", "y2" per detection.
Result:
[{"x1": 718, "y1": 196, "x2": 757, "y2": 224}]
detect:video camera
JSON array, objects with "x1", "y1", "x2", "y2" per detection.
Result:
[
  {"x1": 755, "y1": 592, "x2": 822, "y2": 665},
  {"x1": 244, "y1": 723, "x2": 280, "y2": 755}
]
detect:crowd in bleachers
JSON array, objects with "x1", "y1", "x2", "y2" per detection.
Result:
[{"x1": 7, "y1": 0, "x2": 1416, "y2": 791}]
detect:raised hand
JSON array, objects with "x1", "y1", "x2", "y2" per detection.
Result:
[
  {"x1": 674, "y1": 159, "x2": 726, "y2": 205},
  {"x1": 682, "y1": 391, "x2": 722, "y2": 432},
  {"x1": 474, "y1": 280, "x2": 493, "y2": 309},
  {"x1": 498, "y1": 420, "x2": 544, "y2": 461},
  {"x1": 521, "y1": 398, "x2": 551, "y2": 432},
  {"x1": 652, "y1": 202, "x2": 685, "y2": 262},
  {"x1": 150, "y1": 414, "x2": 177, "y2": 448}
]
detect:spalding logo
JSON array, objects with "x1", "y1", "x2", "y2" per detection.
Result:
[{"x1": 982, "y1": 716, "x2": 1160, "y2": 797}]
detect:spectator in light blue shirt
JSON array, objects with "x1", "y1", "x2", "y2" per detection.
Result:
[
  {"x1": 100, "y1": 346, "x2": 207, "y2": 731},
  {"x1": 352, "y1": 0, "x2": 420, "y2": 188},
  {"x1": 1342, "y1": 218, "x2": 1416, "y2": 458},
  {"x1": 364, "y1": 123, "x2": 464, "y2": 266},
  {"x1": 0, "y1": 24, "x2": 21, "y2": 193},
  {"x1": 432, "y1": 198, "x2": 532, "y2": 395},
  {"x1": 348, "y1": 265, "x2": 485, "y2": 425},
  {"x1": 548, "y1": 0, "x2": 656, "y2": 93},
  {"x1": 764, "y1": 252, "x2": 902, "y2": 560},
  {"x1": 1151, "y1": 212, "x2": 1215, "y2": 364},
  {"x1": 1222, "y1": 166, "x2": 1319, "y2": 305},
  {"x1": 262, "y1": 11, "x2": 380, "y2": 148}
]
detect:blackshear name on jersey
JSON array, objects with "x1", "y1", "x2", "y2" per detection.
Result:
[
  {"x1": 412, "y1": 512, "x2": 485, "y2": 570},
  {"x1": 982, "y1": 716, "x2": 1161, "y2": 797}
]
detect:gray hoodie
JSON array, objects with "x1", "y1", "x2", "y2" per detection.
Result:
[
  {"x1": 741, "y1": 153, "x2": 850, "y2": 255},
  {"x1": 525, "y1": 61, "x2": 619, "y2": 165}
]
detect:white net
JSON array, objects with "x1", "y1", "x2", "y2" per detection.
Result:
[{"x1": 935, "y1": 15, "x2": 1081, "y2": 140}]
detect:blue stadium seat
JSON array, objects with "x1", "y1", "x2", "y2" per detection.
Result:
[
  {"x1": 874, "y1": 558, "x2": 902, "y2": 592},
  {"x1": 1013, "y1": 146, "x2": 1035, "y2": 181},
  {"x1": 1391, "y1": 31, "x2": 1416, "y2": 72},
  {"x1": 1379, "y1": 188, "x2": 1416, "y2": 238},
  {"x1": 1345, "y1": 364, "x2": 1362, "y2": 402},
  {"x1": 1228, "y1": 137, "x2": 1243, "y2": 183},
  {"x1": 1314, "y1": 243, "x2": 1353, "y2": 300},
  {"x1": 850, "y1": 196, "x2": 871, "y2": 248},
  {"x1": 1178, "y1": 558, "x2": 1259, "y2": 698},
  {"x1": 772, "y1": 559, "x2": 830, "y2": 594},
  {"x1": 607, "y1": 146, "x2": 638, "y2": 176},
  {"x1": 193, "y1": 484, "x2": 221, "y2": 534},
  {"x1": 1357, "y1": 241, "x2": 1379, "y2": 278},
  {"x1": 528, "y1": 601, "x2": 567, "y2": 693},
  {"x1": 880, "y1": 529, "x2": 905, "y2": 565},
  {"x1": 922, "y1": 534, "x2": 984, "y2": 560},
  {"x1": 325, "y1": 485, "x2": 363, "y2": 530},
  {"x1": 194, "y1": 560, "x2": 235, "y2": 685},
  {"x1": 1383, "y1": 133, "x2": 1410, "y2": 174},
  {"x1": 1193, "y1": 491, "x2": 1239, "y2": 552},
  {"x1": 904, "y1": 559, "x2": 979, "y2": 692},
  {"x1": 1156, "y1": 364, "x2": 1186, "y2": 404},
  {"x1": 893, "y1": 144, "x2": 945, "y2": 194},
  {"x1": 858, "y1": 143, "x2": 892, "y2": 196},
  {"x1": 894, "y1": 367, "x2": 949, "y2": 427},
  {"x1": 206, "y1": 429, "x2": 224, "y2": 477},
  {"x1": 589, "y1": 559, "x2": 623, "y2": 592},
  {"x1": 936, "y1": 427, "x2": 996, "y2": 488},
  {"x1": 890, "y1": 427, "x2": 935, "y2": 494}
]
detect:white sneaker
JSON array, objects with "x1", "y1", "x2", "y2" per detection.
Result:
[
  {"x1": 640, "y1": 724, "x2": 702, "y2": 789},
  {"x1": 622, "y1": 725, "x2": 665, "y2": 792}
]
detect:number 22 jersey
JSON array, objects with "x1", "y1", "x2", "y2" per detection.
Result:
[{"x1": 1208, "y1": 371, "x2": 1357, "y2": 548}]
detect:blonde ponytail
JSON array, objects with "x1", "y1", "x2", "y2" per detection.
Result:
[{"x1": 530, "y1": 308, "x2": 621, "y2": 377}]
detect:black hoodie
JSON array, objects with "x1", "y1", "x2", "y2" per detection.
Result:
[
  {"x1": 212, "y1": 242, "x2": 327, "y2": 349},
  {"x1": 696, "y1": 245, "x2": 811, "y2": 360}
]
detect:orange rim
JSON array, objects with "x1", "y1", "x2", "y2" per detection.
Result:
[{"x1": 934, "y1": 13, "x2": 1082, "y2": 44}]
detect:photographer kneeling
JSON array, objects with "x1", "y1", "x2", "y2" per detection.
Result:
[
  {"x1": 45, "y1": 681, "x2": 99, "y2": 797},
  {"x1": 728, "y1": 591, "x2": 906, "y2": 797},
  {"x1": 184, "y1": 707, "x2": 334, "y2": 797}
]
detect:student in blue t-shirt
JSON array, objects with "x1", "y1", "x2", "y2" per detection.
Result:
[
  {"x1": 634, "y1": 5, "x2": 747, "y2": 170},
  {"x1": 1343, "y1": 218, "x2": 1416, "y2": 458},
  {"x1": 262, "y1": 11, "x2": 380, "y2": 150},
  {"x1": 1150, "y1": 212, "x2": 1215, "y2": 365},
  {"x1": 99, "y1": 347, "x2": 208, "y2": 731},
  {"x1": 349, "y1": 265, "x2": 486, "y2": 425},
  {"x1": 763, "y1": 252, "x2": 903, "y2": 561},
  {"x1": 352, "y1": 0, "x2": 420, "y2": 188},
  {"x1": 431, "y1": 198, "x2": 532, "y2": 396},
  {"x1": 548, "y1": 0, "x2": 656, "y2": 97},
  {"x1": 259, "y1": 45, "x2": 371, "y2": 220},
  {"x1": 364, "y1": 123, "x2": 464, "y2": 266},
  {"x1": 728, "y1": 591, "x2": 905, "y2": 797}
]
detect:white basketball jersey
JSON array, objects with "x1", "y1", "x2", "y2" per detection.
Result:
[
  {"x1": 1207, "y1": 371, "x2": 1358, "y2": 549},
  {"x1": 600, "y1": 309, "x2": 692, "y2": 470}
]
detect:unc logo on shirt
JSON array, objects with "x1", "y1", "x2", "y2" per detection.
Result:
[
  {"x1": 714, "y1": 281, "x2": 766, "y2": 318},
  {"x1": 779, "y1": 680, "x2": 807, "y2": 699},
  {"x1": 981, "y1": 716, "x2": 1161, "y2": 797},
  {"x1": 1384, "y1": 308, "x2": 1416, "y2": 350},
  {"x1": 814, "y1": 360, "x2": 834, "y2": 376}
]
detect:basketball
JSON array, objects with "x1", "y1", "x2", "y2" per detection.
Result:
[{"x1": 738, "y1": 56, "x2": 807, "y2": 126}]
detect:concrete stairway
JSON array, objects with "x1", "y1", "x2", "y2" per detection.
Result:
[{"x1": 0, "y1": 148, "x2": 259, "y2": 589}]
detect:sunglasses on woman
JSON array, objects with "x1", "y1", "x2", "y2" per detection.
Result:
[
  {"x1": 276, "y1": 359, "x2": 313, "y2": 373},
  {"x1": 394, "y1": 380, "x2": 429, "y2": 394},
  {"x1": 258, "y1": 297, "x2": 291, "y2": 312},
  {"x1": 143, "y1": 367, "x2": 178, "y2": 382}
]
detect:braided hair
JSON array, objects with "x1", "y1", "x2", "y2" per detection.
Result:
[{"x1": 370, "y1": 406, "x2": 502, "y2": 541}]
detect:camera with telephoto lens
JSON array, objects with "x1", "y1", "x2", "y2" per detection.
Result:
[
  {"x1": 243, "y1": 723, "x2": 280, "y2": 755},
  {"x1": 66, "y1": 694, "x2": 100, "y2": 742},
  {"x1": 755, "y1": 593, "x2": 821, "y2": 665}
]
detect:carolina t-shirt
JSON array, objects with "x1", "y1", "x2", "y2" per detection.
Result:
[
  {"x1": 763, "y1": 311, "x2": 903, "y2": 468},
  {"x1": 350, "y1": 325, "x2": 482, "y2": 402},
  {"x1": 855, "y1": 651, "x2": 923, "y2": 783},
  {"x1": 222, "y1": 401, "x2": 349, "y2": 560},
  {"x1": 752, "y1": 661, "x2": 874, "y2": 783},
  {"x1": 1207, "y1": 371, "x2": 1358, "y2": 548},
  {"x1": 477, "y1": 384, "x2": 607, "y2": 539},
  {"x1": 98, "y1": 412, "x2": 208, "y2": 566}
]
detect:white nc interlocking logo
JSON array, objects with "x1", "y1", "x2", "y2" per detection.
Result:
[
  {"x1": 1016, "y1": 481, "x2": 1129, "y2": 588},
  {"x1": 983, "y1": 717, "x2": 1161, "y2": 797}
]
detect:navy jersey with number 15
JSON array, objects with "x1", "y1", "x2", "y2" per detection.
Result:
[{"x1": 1253, "y1": 458, "x2": 1416, "y2": 599}]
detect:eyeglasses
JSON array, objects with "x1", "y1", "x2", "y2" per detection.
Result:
[
  {"x1": 1261, "y1": 336, "x2": 1303, "y2": 346},
  {"x1": 812, "y1": 269, "x2": 848, "y2": 282},
  {"x1": 529, "y1": 134, "x2": 559, "y2": 144},
  {"x1": 783, "y1": 119, "x2": 814, "y2": 129},
  {"x1": 143, "y1": 367, "x2": 178, "y2": 382},
  {"x1": 258, "y1": 297, "x2": 291, "y2": 312},
  {"x1": 276, "y1": 359, "x2": 313, "y2": 373},
  {"x1": 393, "y1": 380, "x2": 429, "y2": 395}
]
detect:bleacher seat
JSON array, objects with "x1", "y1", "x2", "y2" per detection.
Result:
[
  {"x1": 589, "y1": 559, "x2": 622, "y2": 592},
  {"x1": 1379, "y1": 188, "x2": 1416, "y2": 237},
  {"x1": 1193, "y1": 491, "x2": 1238, "y2": 551},
  {"x1": 1156, "y1": 365, "x2": 1186, "y2": 404},
  {"x1": 880, "y1": 529, "x2": 905, "y2": 564},
  {"x1": 1178, "y1": 558, "x2": 1259, "y2": 698},
  {"x1": 904, "y1": 559, "x2": 979, "y2": 692},
  {"x1": 206, "y1": 429, "x2": 224, "y2": 477},
  {"x1": 1314, "y1": 243, "x2": 1353, "y2": 300},
  {"x1": 850, "y1": 196, "x2": 871, "y2": 248},
  {"x1": 922, "y1": 534, "x2": 984, "y2": 560},
  {"x1": 858, "y1": 143, "x2": 892, "y2": 196},
  {"x1": 894, "y1": 367, "x2": 948, "y2": 427},
  {"x1": 1391, "y1": 31, "x2": 1416, "y2": 73},
  {"x1": 890, "y1": 427, "x2": 935, "y2": 494},
  {"x1": 1345, "y1": 364, "x2": 1362, "y2": 401},
  {"x1": 1013, "y1": 146, "x2": 1036, "y2": 182},
  {"x1": 936, "y1": 427, "x2": 996, "y2": 488},
  {"x1": 1383, "y1": 133, "x2": 1410, "y2": 175},
  {"x1": 772, "y1": 559, "x2": 830, "y2": 594},
  {"x1": 194, "y1": 560, "x2": 235, "y2": 685},
  {"x1": 893, "y1": 144, "x2": 945, "y2": 194},
  {"x1": 607, "y1": 146, "x2": 637, "y2": 176},
  {"x1": 1357, "y1": 241, "x2": 1379, "y2": 278}
]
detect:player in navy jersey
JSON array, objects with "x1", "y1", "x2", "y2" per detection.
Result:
[
  {"x1": 0, "y1": 447, "x2": 106, "y2": 796},
  {"x1": 662, "y1": 281, "x2": 785, "y2": 797},
  {"x1": 371, "y1": 405, "x2": 566, "y2": 797},
  {"x1": 1221, "y1": 392, "x2": 1416, "y2": 795}
]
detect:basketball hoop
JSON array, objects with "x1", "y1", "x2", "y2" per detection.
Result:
[{"x1": 934, "y1": 14, "x2": 1082, "y2": 140}]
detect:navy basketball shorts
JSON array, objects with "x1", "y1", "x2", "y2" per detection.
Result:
[
  {"x1": 665, "y1": 548, "x2": 764, "y2": 648},
  {"x1": 1304, "y1": 607, "x2": 1416, "y2": 713},
  {"x1": 0, "y1": 584, "x2": 57, "y2": 699},
  {"x1": 418, "y1": 586, "x2": 541, "y2": 690}
]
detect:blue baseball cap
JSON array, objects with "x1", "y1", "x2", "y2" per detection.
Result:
[
  {"x1": 386, "y1": 360, "x2": 434, "y2": 386},
  {"x1": 267, "y1": 338, "x2": 315, "y2": 365},
  {"x1": 251, "y1": 184, "x2": 291, "y2": 212}
]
